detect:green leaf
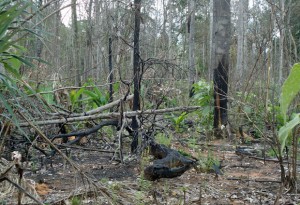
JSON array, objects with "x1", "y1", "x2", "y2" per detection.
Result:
[
  {"x1": 176, "y1": 112, "x2": 187, "y2": 125},
  {"x1": 92, "y1": 87, "x2": 103, "y2": 97},
  {"x1": 2, "y1": 61, "x2": 21, "y2": 78},
  {"x1": 113, "y1": 82, "x2": 120, "y2": 93},
  {"x1": 38, "y1": 84, "x2": 54, "y2": 104},
  {"x1": 70, "y1": 88, "x2": 84, "y2": 105},
  {"x1": 83, "y1": 89, "x2": 98, "y2": 98},
  {"x1": 278, "y1": 113, "x2": 300, "y2": 153},
  {"x1": 7, "y1": 56, "x2": 21, "y2": 69},
  {"x1": 280, "y1": 63, "x2": 300, "y2": 122},
  {"x1": 0, "y1": 3, "x2": 27, "y2": 39},
  {"x1": 10, "y1": 54, "x2": 34, "y2": 67}
]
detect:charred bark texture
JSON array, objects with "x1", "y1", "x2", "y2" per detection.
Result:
[
  {"x1": 211, "y1": 0, "x2": 231, "y2": 130},
  {"x1": 213, "y1": 56, "x2": 228, "y2": 128},
  {"x1": 108, "y1": 37, "x2": 113, "y2": 104},
  {"x1": 143, "y1": 143, "x2": 196, "y2": 181},
  {"x1": 131, "y1": 0, "x2": 142, "y2": 153}
]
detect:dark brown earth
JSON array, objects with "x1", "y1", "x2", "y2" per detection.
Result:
[
  {"x1": 1, "y1": 131, "x2": 299, "y2": 205},
  {"x1": 14, "y1": 137, "x2": 298, "y2": 205}
]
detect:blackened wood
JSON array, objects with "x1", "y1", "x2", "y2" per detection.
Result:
[
  {"x1": 131, "y1": 0, "x2": 142, "y2": 153},
  {"x1": 143, "y1": 143, "x2": 196, "y2": 181},
  {"x1": 108, "y1": 37, "x2": 113, "y2": 104},
  {"x1": 213, "y1": 56, "x2": 228, "y2": 129}
]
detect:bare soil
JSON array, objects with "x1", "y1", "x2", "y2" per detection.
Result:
[{"x1": 14, "y1": 137, "x2": 298, "y2": 205}]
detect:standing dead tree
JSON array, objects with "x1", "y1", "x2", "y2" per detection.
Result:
[{"x1": 131, "y1": 0, "x2": 142, "y2": 153}]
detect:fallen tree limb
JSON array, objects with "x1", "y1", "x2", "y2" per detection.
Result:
[
  {"x1": 48, "y1": 94, "x2": 134, "y2": 118},
  {"x1": 20, "y1": 106, "x2": 201, "y2": 127},
  {"x1": 226, "y1": 177, "x2": 281, "y2": 183},
  {"x1": 53, "y1": 144, "x2": 115, "y2": 153},
  {"x1": 49, "y1": 120, "x2": 119, "y2": 141}
]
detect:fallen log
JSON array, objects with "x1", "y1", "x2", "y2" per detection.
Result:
[
  {"x1": 19, "y1": 106, "x2": 201, "y2": 127},
  {"x1": 143, "y1": 142, "x2": 196, "y2": 181}
]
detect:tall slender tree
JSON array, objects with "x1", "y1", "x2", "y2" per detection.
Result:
[
  {"x1": 279, "y1": 0, "x2": 285, "y2": 85},
  {"x1": 85, "y1": 0, "x2": 93, "y2": 81},
  {"x1": 210, "y1": 0, "x2": 231, "y2": 130},
  {"x1": 94, "y1": 0, "x2": 102, "y2": 80},
  {"x1": 188, "y1": 0, "x2": 196, "y2": 97},
  {"x1": 236, "y1": 0, "x2": 248, "y2": 90},
  {"x1": 71, "y1": 0, "x2": 80, "y2": 87},
  {"x1": 131, "y1": 0, "x2": 142, "y2": 153}
]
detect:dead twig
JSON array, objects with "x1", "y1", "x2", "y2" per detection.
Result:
[
  {"x1": 1, "y1": 177, "x2": 44, "y2": 205},
  {"x1": 17, "y1": 111, "x2": 117, "y2": 205},
  {"x1": 226, "y1": 177, "x2": 281, "y2": 183},
  {"x1": 53, "y1": 144, "x2": 115, "y2": 153}
]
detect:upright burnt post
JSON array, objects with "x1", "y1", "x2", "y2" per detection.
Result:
[{"x1": 131, "y1": 0, "x2": 142, "y2": 153}]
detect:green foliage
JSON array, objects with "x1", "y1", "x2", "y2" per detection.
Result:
[
  {"x1": 187, "y1": 137, "x2": 199, "y2": 150},
  {"x1": 192, "y1": 80, "x2": 212, "y2": 106},
  {"x1": 267, "y1": 104, "x2": 284, "y2": 129},
  {"x1": 0, "y1": 1, "x2": 33, "y2": 78},
  {"x1": 134, "y1": 191, "x2": 145, "y2": 205},
  {"x1": 137, "y1": 178, "x2": 152, "y2": 191},
  {"x1": 113, "y1": 81, "x2": 120, "y2": 93},
  {"x1": 155, "y1": 133, "x2": 172, "y2": 147},
  {"x1": 197, "y1": 150, "x2": 219, "y2": 172},
  {"x1": 70, "y1": 196, "x2": 81, "y2": 205},
  {"x1": 279, "y1": 63, "x2": 300, "y2": 122},
  {"x1": 108, "y1": 181, "x2": 122, "y2": 192},
  {"x1": 279, "y1": 114, "x2": 300, "y2": 152},
  {"x1": 267, "y1": 148, "x2": 278, "y2": 157},
  {"x1": 0, "y1": 1, "x2": 36, "y2": 126},
  {"x1": 70, "y1": 80, "x2": 109, "y2": 110},
  {"x1": 38, "y1": 83, "x2": 54, "y2": 104},
  {"x1": 278, "y1": 63, "x2": 300, "y2": 152},
  {"x1": 192, "y1": 80, "x2": 213, "y2": 128},
  {"x1": 168, "y1": 112, "x2": 188, "y2": 132}
]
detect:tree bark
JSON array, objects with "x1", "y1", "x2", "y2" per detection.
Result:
[
  {"x1": 279, "y1": 0, "x2": 285, "y2": 85},
  {"x1": 108, "y1": 37, "x2": 113, "y2": 103},
  {"x1": 188, "y1": 0, "x2": 196, "y2": 97},
  {"x1": 210, "y1": 0, "x2": 231, "y2": 130},
  {"x1": 94, "y1": 0, "x2": 102, "y2": 81},
  {"x1": 71, "y1": 0, "x2": 81, "y2": 87},
  {"x1": 54, "y1": 0, "x2": 61, "y2": 74},
  {"x1": 131, "y1": 0, "x2": 142, "y2": 153},
  {"x1": 236, "y1": 0, "x2": 248, "y2": 90},
  {"x1": 85, "y1": 0, "x2": 93, "y2": 81}
]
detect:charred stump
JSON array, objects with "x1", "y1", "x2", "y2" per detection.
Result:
[{"x1": 143, "y1": 142, "x2": 196, "y2": 181}]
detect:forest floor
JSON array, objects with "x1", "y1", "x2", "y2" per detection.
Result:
[{"x1": 2, "y1": 134, "x2": 300, "y2": 205}]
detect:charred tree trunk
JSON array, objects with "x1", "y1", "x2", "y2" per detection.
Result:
[
  {"x1": 131, "y1": 0, "x2": 142, "y2": 153},
  {"x1": 108, "y1": 37, "x2": 113, "y2": 103},
  {"x1": 210, "y1": 0, "x2": 231, "y2": 130},
  {"x1": 213, "y1": 57, "x2": 229, "y2": 129}
]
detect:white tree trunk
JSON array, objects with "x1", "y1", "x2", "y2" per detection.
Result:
[
  {"x1": 279, "y1": 0, "x2": 285, "y2": 85},
  {"x1": 236, "y1": 0, "x2": 248, "y2": 90},
  {"x1": 71, "y1": 0, "x2": 81, "y2": 87},
  {"x1": 94, "y1": 0, "x2": 102, "y2": 81},
  {"x1": 209, "y1": 0, "x2": 214, "y2": 81}
]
